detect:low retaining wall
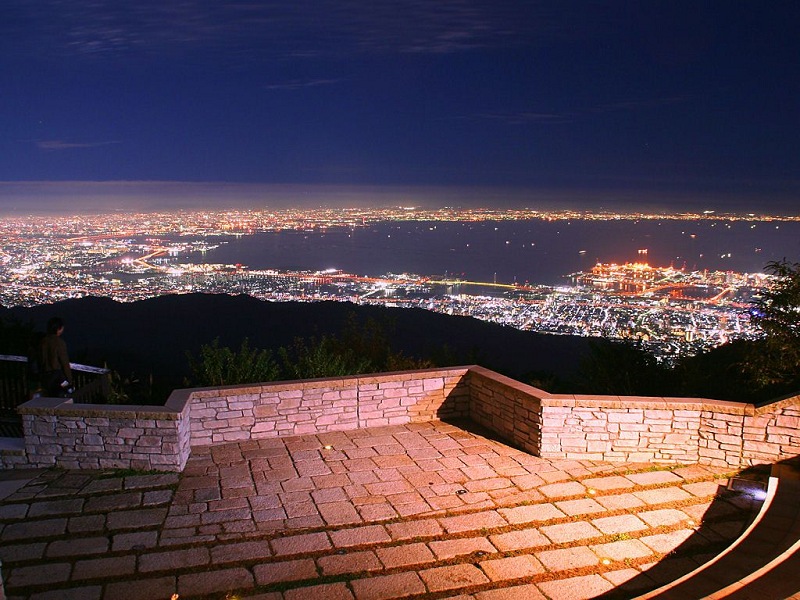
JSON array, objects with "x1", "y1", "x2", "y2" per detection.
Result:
[
  {"x1": 12, "y1": 395, "x2": 192, "y2": 472},
  {"x1": 187, "y1": 368, "x2": 471, "y2": 445},
  {"x1": 1, "y1": 365, "x2": 799, "y2": 471},
  {"x1": 468, "y1": 367, "x2": 543, "y2": 455}
]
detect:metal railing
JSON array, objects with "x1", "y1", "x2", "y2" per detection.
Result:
[{"x1": 0, "y1": 354, "x2": 112, "y2": 412}]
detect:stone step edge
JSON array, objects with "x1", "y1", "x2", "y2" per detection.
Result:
[
  {"x1": 7, "y1": 490, "x2": 743, "y2": 567},
  {"x1": 0, "y1": 479, "x2": 748, "y2": 565},
  {"x1": 153, "y1": 474, "x2": 743, "y2": 547},
  {"x1": 247, "y1": 539, "x2": 736, "y2": 600},
  {"x1": 1, "y1": 522, "x2": 740, "y2": 598},
  {"x1": 632, "y1": 472, "x2": 790, "y2": 600},
  {"x1": 2, "y1": 495, "x2": 749, "y2": 585}
]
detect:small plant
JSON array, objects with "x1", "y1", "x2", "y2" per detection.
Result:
[{"x1": 188, "y1": 337, "x2": 280, "y2": 386}]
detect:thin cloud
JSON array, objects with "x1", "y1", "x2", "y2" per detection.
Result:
[{"x1": 36, "y1": 139, "x2": 121, "y2": 151}]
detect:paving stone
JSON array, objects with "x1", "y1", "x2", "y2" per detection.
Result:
[
  {"x1": 638, "y1": 529, "x2": 696, "y2": 553},
  {"x1": 350, "y1": 570, "x2": 426, "y2": 600},
  {"x1": 537, "y1": 470, "x2": 573, "y2": 484},
  {"x1": 28, "y1": 585, "x2": 103, "y2": 600},
  {"x1": 475, "y1": 584, "x2": 547, "y2": 599},
  {"x1": 104, "y1": 576, "x2": 176, "y2": 600},
  {"x1": 211, "y1": 540, "x2": 273, "y2": 564},
  {"x1": 138, "y1": 547, "x2": 210, "y2": 573},
  {"x1": 590, "y1": 539, "x2": 653, "y2": 561},
  {"x1": 540, "y1": 521, "x2": 602, "y2": 544},
  {"x1": 106, "y1": 508, "x2": 168, "y2": 531},
  {"x1": 393, "y1": 500, "x2": 433, "y2": 517},
  {"x1": 28, "y1": 498, "x2": 83, "y2": 517},
  {"x1": 682, "y1": 480, "x2": 724, "y2": 497},
  {"x1": 438, "y1": 510, "x2": 506, "y2": 534},
  {"x1": 0, "y1": 503, "x2": 29, "y2": 519},
  {"x1": 489, "y1": 528, "x2": 550, "y2": 552},
  {"x1": 73, "y1": 555, "x2": 137, "y2": 580},
  {"x1": 510, "y1": 474, "x2": 547, "y2": 490},
  {"x1": 386, "y1": 518, "x2": 443, "y2": 541},
  {"x1": 330, "y1": 525, "x2": 391, "y2": 548},
  {"x1": 554, "y1": 498, "x2": 606, "y2": 516},
  {"x1": 358, "y1": 502, "x2": 399, "y2": 521},
  {"x1": 143, "y1": 490, "x2": 174, "y2": 506},
  {"x1": 46, "y1": 536, "x2": 109, "y2": 558},
  {"x1": 201, "y1": 506, "x2": 253, "y2": 524},
  {"x1": 84, "y1": 492, "x2": 142, "y2": 512},
  {"x1": 178, "y1": 567, "x2": 255, "y2": 597},
  {"x1": 633, "y1": 487, "x2": 692, "y2": 505},
  {"x1": 592, "y1": 514, "x2": 649, "y2": 535},
  {"x1": 539, "y1": 481, "x2": 586, "y2": 498},
  {"x1": 2, "y1": 518, "x2": 67, "y2": 541},
  {"x1": 601, "y1": 567, "x2": 656, "y2": 590},
  {"x1": 497, "y1": 503, "x2": 565, "y2": 524},
  {"x1": 0, "y1": 541, "x2": 47, "y2": 563},
  {"x1": 638, "y1": 508, "x2": 692, "y2": 527},
  {"x1": 318, "y1": 501, "x2": 362, "y2": 525},
  {"x1": 537, "y1": 574, "x2": 615, "y2": 599},
  {"x1": 7, "y1": 562, "x2": 72, "y2": 587},
  {"x1": 536, "y1": 546, "x2": 599, "y2": 572},
  {"x1": 626, "y1": 471, "x2": 682, "y2": 486},
  {"x1": 429, "y1": 536, "x2": 497, "y2": 560},
  {"x1": 479, "y1": 555, "x2": 544, "y2": 581},
  {"x1": 67, "y1": 514, "x2": 106, "y2": 534},
  {"x1": 420, "y1": 563, "x2": 489, "y2": 592},
  {"x1": 639, "y1": 556, "x2": 699, "y2": 585},
  {"x1": 111, "y1": 530, "x2": 158, "y2": 552},
  {"x1": 284, "y1": 582, "x2": 354, "y2": 600},
  {"x1": 124, "y1": 474, "x2": 179, "y2": 489},
  {"x1": 595, "y1": 493, "x2": 645, "y2": 510},
  {"x1": 271, "y1": 531, "x2": 331, "y2": 556},
  {"x1": 376, "y1": 542, "x2": 435, "y2": 569},
  {"x1": 581, "y1": 475, "x2": 635, "y2": 491},
  {"x1": 317, "y1": 550, "x2": 383, "y2": 576},
  {"x1": 82, "y1": 478, "x2": 125, "y2": 494},
  {"x1": 254, "y1": 559, "x2": 318, "y2": 585}
]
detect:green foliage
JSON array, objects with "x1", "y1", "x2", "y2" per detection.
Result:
[
  {"x1": 185, "y1": 315, "x2": 437, "y2": 387},
  {"x1": 279, "y1": 335, "x2": 373, "y2": 379},
  {"x1": 745, "y1": 259, "x2": 800, "y2": 390},
  {"x1": 339, "y1": 314, "x2": 434, "y2": 372},
  {"x1": 106, "y1": 370, "x2": 131, "y2": 404},
  {"x1": 188, "y1": 337, "x2": 280, "y2": 387},
  {"x1": 577, "y1": 338, "x2": 670, "y2": 396}
]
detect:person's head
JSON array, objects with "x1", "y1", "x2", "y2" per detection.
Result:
[{"x1": 46, "y1": 317, "x2": 64, "y2": 335}]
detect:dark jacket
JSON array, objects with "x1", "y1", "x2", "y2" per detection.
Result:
[{"x1": 40, "y1": 333, "x2": 72, "y2": 384}]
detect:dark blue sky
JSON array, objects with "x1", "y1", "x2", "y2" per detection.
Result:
[{"x1": 1, "y1": 1, "x2": 798, "y2": 208}]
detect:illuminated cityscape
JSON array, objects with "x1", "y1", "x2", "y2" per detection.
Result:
[{"x1": 1, "y1": 207, "x2": 784, "y2": 361}]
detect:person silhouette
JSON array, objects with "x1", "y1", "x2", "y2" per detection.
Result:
[{"x1": 40, "y1": 317, "x2": 73, "y2": 397}]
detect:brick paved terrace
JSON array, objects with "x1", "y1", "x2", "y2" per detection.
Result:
[{"x1": 0, "y1": 420, "x2": 766, "y2": 600}]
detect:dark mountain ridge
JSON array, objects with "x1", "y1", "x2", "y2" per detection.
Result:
[{"x1": 1, "y1": 294, "x2": 592, "y2": 392}]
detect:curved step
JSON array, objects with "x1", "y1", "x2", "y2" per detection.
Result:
[{"x1": 634, "y1": 463, "x2": 800, "y2": 599}]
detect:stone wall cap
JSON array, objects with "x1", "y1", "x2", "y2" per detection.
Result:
[
  {"x1": 755, "y1": 392, "x2": 800, "y2": 415},
  {"x1": 467, "y1": 366, "x2": 548, "y2": 397},
  {"x1": 18, "y1": 401, "x2": 181, "y2": 420},
  {"x1": 177, "y1": 366, "x2": 472, "y2": 397}
]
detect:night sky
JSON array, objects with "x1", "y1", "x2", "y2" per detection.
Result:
[{"x1": 1, "y1": 2, "x2": 798, "y2": 209}]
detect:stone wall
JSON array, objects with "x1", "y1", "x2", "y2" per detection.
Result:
[
  {"x1": 742, "y1": 396, "x2": 800, "y2": 466},
  {"x1": 468, "y1": 366, "x2": 543, "y2": 455},
  {"x1": 12, "y1": 396, "x2": 191, "y2": 472},
  {"x1": 187, "y1": 368, "x2": 471, "y2": 446},
  {"x1": 2, "y1": 366, "x2": 799, "y2": 471}
]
